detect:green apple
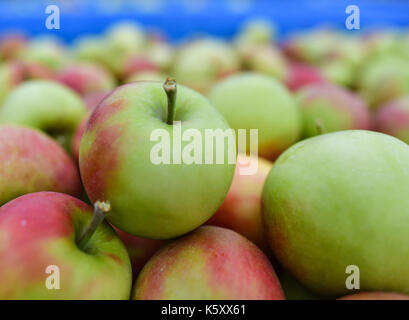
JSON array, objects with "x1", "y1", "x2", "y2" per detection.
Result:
[
  {"x1": 79, "y1": 79, "x2": 235, "y2": 239},
  {"x1": 208, "y1": 72, "x2": 301, "y2": 160},
  {"x1": 263, "y1": 130, "x2": 409, "y2": 297},
  {"x1": 0, "y1": 192, "x2": 132, "y2": 299},
  {"x1": 0, "y1": 80, "x2": 87, "y2": 151},
  {"x1": 172, "y1": 39, "x2": 240, "y2": 93}
]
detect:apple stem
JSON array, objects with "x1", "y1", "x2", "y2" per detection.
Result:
[
  {"x1": 164, "y1": 78, "x2": 177, "y2": 125},
  {"x1": 77, "y1": 201, "x2": 111, "y2": 251},
  {"x1": 315, "y1": 118, "x2": 326, "y2": 135}
]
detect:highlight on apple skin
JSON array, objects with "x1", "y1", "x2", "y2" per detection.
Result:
[
  {"x1": 262, "y1": 130, "x2": 409, "y2": 297},
  {"x1": 206, "y1": 153, "x2": 273, "y2": 253},
  {"x1": 133, "y1": 226, "x2": 284, "y2": 300},
  {"x1": 0, "y1": 192, "x2": 132, "y2": 300},
  {"x1": 0, "y1": 125, "x2": 82, "y2": 206}
]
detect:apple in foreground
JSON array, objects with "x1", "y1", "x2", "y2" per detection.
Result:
[
  {"x1": 80, "y1": 79, "x2": 235, "y2": 239},
  {"x1": 0, "y1": 80, "x2": 86, "y2": 151},
  {"x1": 133, "y1": 226, "x2": 284, "y2": 300},
  {"x1": 374, "y1": 95, "x2": 409, "y2": 144},
  {"x1": 262, "y1": 130, "x2": 409, "y2": 297},
  {"x1": 297, "y1": 83, "x2": 371, "y2": 137},
  {"x1": 0, "y1": 125, "x2": 81, "y2": 206},
  {"x1": 208, "y1": 72, "x2": 301, "y2": 160},
  {"x1": 206, "y1": 153, "x2": 272, "y2": 252},
  {"x1": 338, "y1": 292, "x2": 409, "y2": 300},
  {"x1": 0, "y1": 192, "x2": 132, "y2": 299}
]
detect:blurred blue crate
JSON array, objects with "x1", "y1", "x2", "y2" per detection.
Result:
[{"x1": 0, "y1": 0, "x2": 408, "y2": 42}]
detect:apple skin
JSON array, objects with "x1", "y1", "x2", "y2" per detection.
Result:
[
  {"x1": 279, "y1": 272, "x2": 321, "y2": 300},
  {"x1": 206, "y1": 153, "x2": 272, "y2": 252},
  {"x1": 285, "y1": 63, "x2": 326, "y2": 92},
  {"x1": 297, "y1": 83, "x2": 371, "y2": 137},
  {"x1": 0, "y1": 33, "x2": 27, "y2": 60},
  {"x1": 208, "y1": 72, "x2": 302, "y2": 160},
  {"x1": 374, "y1": 95, "x2": 409, "y2": 144},
  {"x1": 79, "y1": 81, "x2": 235, "y2": 239},
  {"x1": 0, "y1": 80, "x2": 87, "y2": 151},
  {"x1": 358, "y1": 56, "x2": 409, "y2": 108},
  {"x1": 113, "y1": 227, "x2": 166, "y2": 279},
  {"x1": 0, "y1": 192, "x2": 132, "y2": 299},
  {"x1": 172, "y1": 39, "x2": 240, "y2": 93},
  {"x1": 124, "y1": 71, "x2": 167, "y2": 84},
  {"x1": 0, "y1": 61, "x2": 24, "y2": 105},
  {"x1": 57, "y1": 63, "x2": 116, "y2": 96},
  {"x1": 262, "y1": 130, "x2": 409, "y2": 297},
  {"x1": 0, "y1": 125, "x2": 81, "y2": 206},
  {"x1": 338, "y1": 292, "x2": 409, "y2": 300},
  {"x1": 83, "y1": 90, "x2": 111, "y2": 111},
  {"x1": 133, "y1": 226, "x2": 284, "y2": 300}
]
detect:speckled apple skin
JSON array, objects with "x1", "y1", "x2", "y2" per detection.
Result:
[
  {"x1": 0, "y1": 125, "x2": 82, "y2": 206},
  {"x1": 133, "y1": 226, "x2": 284, "y2": 300},
  {"x1": 0, "y1": 192, "x2": 132, "y2": 300},
  {"x1": 262, "y1": 130, "x2": 409, "y2": 297},
  {"x1": 80, "y1": 82, "x2": 235, "y2": 239},
  {"x1": 206, "y1": 154, "x2": 272, "y2": 252},
  {"x1": 297, "y1": 83, "x2": 371, "y2": 138},
  {"x1": 374, "y1": 95, "x2": 409, "y2": 144}
]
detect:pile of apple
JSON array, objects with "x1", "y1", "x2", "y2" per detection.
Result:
[{"x1": 0, "y1": 20, "x2": 409, "y2": 300}]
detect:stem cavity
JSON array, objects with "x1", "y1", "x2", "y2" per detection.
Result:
[
  {"x1": 164, "y1": 78, "x2": 177, "y2": 125},
  {"x1": 77, "y1": 200, "x2": 111, "y2": 251}
]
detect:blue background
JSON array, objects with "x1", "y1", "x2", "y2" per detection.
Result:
[{"x1": 0, "y1": 0, "x2": 408, "y2": 42}]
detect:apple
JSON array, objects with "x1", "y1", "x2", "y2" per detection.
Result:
[
  {"x1": 358, "y1": 56, "x2": 409, "y2": 108},
  {"x1": 338, "y1": 292, "x2": 409, "y2": 300},
  {"x1": 235, "y1": 19, "x2": 275, "y2": 46},
  {"x1": 0, "y1": 33, "x2": 26, "y2": 60},
  {"x1": 237, "y1": 44, "x2": 288, "y2": 80},
  {"x1": 0, "y1": 80, "x2": 87, "y2": 151},
  {"x1": 122, "y1": 54, "x2": 158, "y2": 79},
  {"x1": 57, "y1": 62, "x2": 116, "y2": 96},
  {"x1": 285, "y1": 62, "x2": 326, "y2": 92},
  {"x1": 124, "y1": 71, "x2": 167, "y2": 84},
  {"x1": 262, "y1": 130, "x2": 409, "y2": 297},
  {"x1": 0, "y1": 61, "x2": 24, "y2": 105},
  {"x1": 79, "y1": 79, "x2": 235, "y2": 239},
  {"x1": 133, "y1": 226, "x2": 284, "y2": 300},
  {"x1": 172, "y1": 39, "x2": 240, "y2": 93},
  {"x1": 0, "y1": 125, "x2": 82, "y2": 205},
  {"x1": 105, "y1": 21, "x2": 146, "y2": 57},
  {"x1": 374, "y1": 95, "x2": 409, "y2": 144},
  {"x1": 297, "y1": 83, "x2": 371, "y2": 137},
  {"x1": 113, "y1": 227, "x2": 166, "y2": 279},
  {"x1": 83, "y1": 90, "x2": 111, "y2": 111},
  {"x1": 206, "y1": 153, "x2": 272, "y2": 252},
  {"x1": 0, "y1": 192, "x2": 132, "y2": 299},
  {"x1": 208, "y1": 72, "x2": 301, "y2": 160}
]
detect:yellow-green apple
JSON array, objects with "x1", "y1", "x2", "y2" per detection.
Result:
[
  {"x1": 374, "y1": 95, "x2": 409, "y2": 144},
  {"x1": 262, "y1": 130, "x2": 409, "y2": 297},
  {"x1": 0, "y1": 80, "x2": 87, "y2": 151},
  {"x1": 358, "y1": 56, "x2": 409, "y2": 108},
  {"x1": 208, "y1": 72, "x2": 301, "y2": 160},
  {"x1": 235, "y1": 19, "x2": 275, "y2": 46},
  {"x1": 79, "y1": 79, "x2": 235, "y2": 239},
  {"x1": 172, "y1": 39, "x2": 240, "y2": 93},
  {"x1": 0, "y1": 192, "x2": 132, "y2": 299},
  {"x1": 338, "y1": 292, "x2": 409, "y2": 300},
  {"x1": 206, "y1": 153, "x2": 272, "y2": 252},
  {"x1": 0, "y1": 61, "x2": 24, "y2": 105},
  {"x1": 57, "y1": 62, "x2": 116, "y2": 96},
  {"x1": 297, "y1": 83, "x2": 371, "y2": 137},
  {"x1": 0, "y1": 125, "x2": 81, "y2": 206},
  {"x1": 279, "y1": 272, "x2": 321, "y2": 300},
  {"x1": 133, "y1": 226, "x2": 284, "y2": 300}
]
